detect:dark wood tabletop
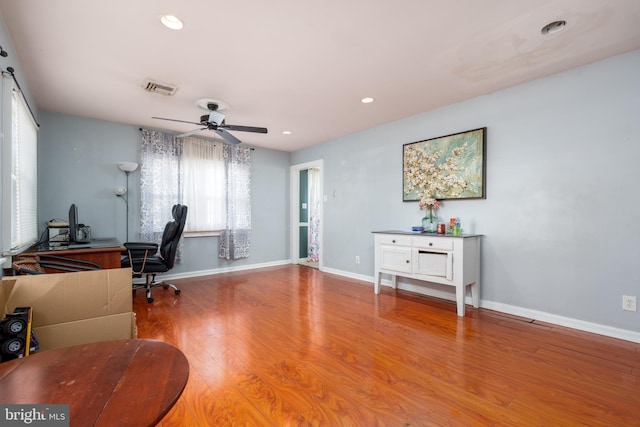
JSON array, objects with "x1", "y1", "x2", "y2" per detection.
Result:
[{"x1": 0, "y1": 339, "x2": 189, "y2": 426}]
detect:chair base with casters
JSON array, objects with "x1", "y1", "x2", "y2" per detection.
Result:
[
  {"x1": 123, "y1": 242, "x2": 183, "y2": 303},
  {"x1": 133, "y1": 272, "x2": 181, "y2": 304},
  {"x1": 122, "y1": 204, "x2": 188, "y2": 303}
]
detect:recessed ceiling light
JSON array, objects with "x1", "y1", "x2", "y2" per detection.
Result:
[
  {"x1": 282, "y1": 130, "x2": 292, "y2": 135},
  {"x1": 541, "y1": 20, "x2": 566, "y2": 35},
  {"x1": 161, "y1": 15, "x2": 184, "y2": 30},
  {"x1": 361, "y1": 97, "x2": 375, "y2": 104}
]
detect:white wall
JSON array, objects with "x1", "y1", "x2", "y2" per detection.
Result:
[{"x1": 292, "y1": 50, "x2": 640, "y2": 337}]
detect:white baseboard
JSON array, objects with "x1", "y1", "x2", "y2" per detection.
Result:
[
  {"x1": 154, "y1": 263, "x2": 640, "y2": 344},
  {"x1": 480, "y1": 300, "x2": 640, "y2": 344},
  {"x1": 154, "y1": 259, "x2": 291, "y2": 283},
  {"x1": 320, "y1": 266, "x2": 374, "y2": 284},
  {"x1": 328, "y1": 270, "x2": 640, "y2": 344}
]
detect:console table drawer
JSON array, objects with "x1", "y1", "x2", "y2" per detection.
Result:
[
  {"x1": 413, "y1": 237, "x2": 453, "y2": 251},
  {"x1": 377, "y1": 234, "x2": 412, "y2": 246}
]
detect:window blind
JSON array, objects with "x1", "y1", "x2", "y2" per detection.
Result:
[{"x1": 2, "y1": 78, "x2": 39, "y2": 255}]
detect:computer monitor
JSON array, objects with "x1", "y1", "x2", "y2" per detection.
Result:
[{"x1": 68, "y1": 203, "x2": 79, "y2": 243}]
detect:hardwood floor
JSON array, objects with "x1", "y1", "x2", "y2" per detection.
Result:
[{"x1": 133, "y1": 265, "x2": 640, "y2": 426}]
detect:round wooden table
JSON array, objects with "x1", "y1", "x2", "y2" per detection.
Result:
[{"x1": 0, "y1": 339, "x2": 189, "y2": 426}]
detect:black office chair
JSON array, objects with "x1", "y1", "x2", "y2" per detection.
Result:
[{"x1": 121, "y1": 204, "x2": 187, "y2": 303}]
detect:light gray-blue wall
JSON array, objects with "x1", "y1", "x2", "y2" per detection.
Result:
[
  {"x1": 37, "y1": 113, "x2": 291, "y2": 276},
  {"x1": 292, "y1": 49, "x2": 640, "y2": 335}
]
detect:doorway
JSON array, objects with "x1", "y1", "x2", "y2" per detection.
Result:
[{"x1": 290, "y1": 160, "x2": 323, "y2": 270}]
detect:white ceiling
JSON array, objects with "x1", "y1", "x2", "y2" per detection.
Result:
[{"x1": 1, "y1": 0, "x2": 639, "y2": 152}]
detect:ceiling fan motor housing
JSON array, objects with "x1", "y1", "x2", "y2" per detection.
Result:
[{"x1": 200, "y1": 110, "x2": 225, "y2": 126}]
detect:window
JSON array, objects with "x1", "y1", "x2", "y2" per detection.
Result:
[
  {"x1": 140, "y1": 129, "x2": 252, "y2": 259},
  {"x1": 182, "y1": 138, "x2": 226, "y2": 234},
  {"x1": 2, "y1": 76, "x2": 39, "y2": 255}
]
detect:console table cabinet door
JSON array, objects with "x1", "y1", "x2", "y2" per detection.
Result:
[{"x1": 379, "y1": 245, "x2": 412, "y2": 274}]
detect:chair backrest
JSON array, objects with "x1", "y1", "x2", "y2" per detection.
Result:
[{"x1": 159, "y1": 204, "x2": 188, "y2": 269}]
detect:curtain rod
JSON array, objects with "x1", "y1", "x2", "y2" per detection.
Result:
[
  {"x1": 138, "y1": 127, "x2": 255, "y2": 150},
  {"x1": 2, "y1": 66, "x2": 41, "y2": 128}
]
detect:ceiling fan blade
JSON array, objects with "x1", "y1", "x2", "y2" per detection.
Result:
[
  {"x1": 177, "y1": 127, "x2": 207, "y2": 138},
  {"x1": 221, "y1": 124, "x2": 268, "y2": 134},
  {"x1": 215, "y1": 128, "x2": 241, "y2": 144},
  {"x1": 152, "y1": 117, "x2": 202, "y2": 126}
]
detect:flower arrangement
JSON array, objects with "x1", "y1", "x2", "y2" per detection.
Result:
[
  {"x1": 418, "y1": 196, "x2": 440, "y2": 212},
  {"x1": 419, "y1": 196, "x2": 440, "y2": 232}
]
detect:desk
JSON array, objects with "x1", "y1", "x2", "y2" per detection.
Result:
[
  {"x1": 0, "y1": 339, "x2": 189, "y2": 426},
  {"x1": 27, "y1": 240, "x2": 124, "y2": 271}
]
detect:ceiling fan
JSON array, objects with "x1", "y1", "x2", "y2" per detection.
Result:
[{"x1": 152, "y1": 103, "x2": 268, "y2": 144}]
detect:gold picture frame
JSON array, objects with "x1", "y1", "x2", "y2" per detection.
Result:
[{"x1": 403, "y1": 127, "x2": 486, "y2": 201}]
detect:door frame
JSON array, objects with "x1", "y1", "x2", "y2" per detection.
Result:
[{"x1": 290, "y1": 159, "x2": 323, "y2": 270}]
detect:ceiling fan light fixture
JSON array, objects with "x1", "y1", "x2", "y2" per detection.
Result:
[
  {"x1": 361, "y1": 97, "x2": 375, "y2": 104},
  {"x1": 196, "y1": 98, "x2": 229, "y2": 112},
  {"x1": 208, "y1": 110, "x2": 226, "y2": 126},
  {"x1": 160, "y1": 15, "x2": 184, "y2": 30},
  {"x1": 541, "y1": 20, "x2": 566, "y2": 35}
]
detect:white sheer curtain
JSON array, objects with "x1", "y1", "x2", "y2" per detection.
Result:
[
  {"x1": 139, "y1": 129, "x2": 183, "y2": 260},
  {"x1": 182, "y1": 137, "x2": 226, "y2": 232},
  {"x1": 140, "y1": 129, "x2": 251, "y2": 262},
  {"x1": 307, "y1": 168, "x2": 321, "y2": 262},
  {"x1": 219, "y1": 144, "x2": 252, "y2": 260}
]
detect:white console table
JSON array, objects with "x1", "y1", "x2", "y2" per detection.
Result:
[{"x1": 373, "y1": 231, "x2": 481, "y2": 316}]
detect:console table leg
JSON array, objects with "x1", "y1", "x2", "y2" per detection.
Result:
[
  {"x1": 471, "y1": 282, "x2": 479, "y2": 308},
  {"x1": 456, "y1": 285, "x2": 466, "y2": 317},
  {"x1": 374, "y1": 271, "x2": 381, "y2": 294}
]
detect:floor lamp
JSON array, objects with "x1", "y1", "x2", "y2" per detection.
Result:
[{"x1": 115, "y1": 161, "x2": 138, "y2": 242}]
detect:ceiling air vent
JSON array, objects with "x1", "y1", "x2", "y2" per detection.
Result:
[{"x1": 142, "y1": 78, "x2": 178, "y2": 96}]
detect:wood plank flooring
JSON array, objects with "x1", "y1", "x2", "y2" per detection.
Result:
[{"x1": 133, "y1": 265, "x2": 640, "y2": 426}]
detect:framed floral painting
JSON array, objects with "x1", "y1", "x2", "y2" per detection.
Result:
[{"x1": 403, "y1": 127, "x2": 486, "y2": 201}]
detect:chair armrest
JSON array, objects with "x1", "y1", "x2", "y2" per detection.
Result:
[
  {"x1": 124, "y1": 242, "x2": 158, "y2": 258},
  {"x1": 123, "y1": 242, "x2": 158, "y2": 251}
]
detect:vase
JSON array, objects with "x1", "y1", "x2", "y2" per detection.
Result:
[{"x1": 421, "y1": 209, "x2": 437, "y2": 232}]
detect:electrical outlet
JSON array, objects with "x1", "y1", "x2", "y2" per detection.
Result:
[
  {"x1": 355, "y1": 256, "x2": 360, "y2": 264},
  {"x1": 622, "y1": 295, "x2": 637, "y2": 312}
]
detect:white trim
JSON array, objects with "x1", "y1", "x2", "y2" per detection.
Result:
[
  {"x1": 321, "y1": 266, "x2": 374, "y2": 284},
  {"x1": 140, "y1": 259, "x2": 291, "y2": 284},
  {"x1": 480, "y1": 300, "x2": 640, "y2": 344},
  {"x1": 349, "y1": 273, "x2": 640, "y2": 344},
  {"x1": 290, "y1": 159, "x2": 324, "y2": 271}
]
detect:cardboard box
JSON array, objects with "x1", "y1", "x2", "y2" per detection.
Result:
[{"x1": 0, "y1": 268, "x2": 137, "y2": 352}]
